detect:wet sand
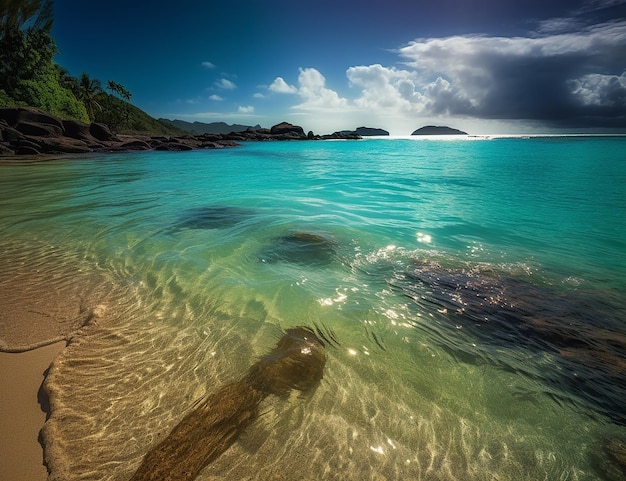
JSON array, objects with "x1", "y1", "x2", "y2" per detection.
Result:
[
  {"x1": 0, "y1": 341, "x2": 65, "y2": 481},
  {"x1": 0, "y1": 245, "x2": 108, "y2": 481}
]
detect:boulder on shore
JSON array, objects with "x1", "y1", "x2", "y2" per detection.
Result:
[
  {"x1": 63, "y1": 119, "x2": 96, "y2": 141},
  {"x1": 270, "y1": 122, "x2": 306, "y2": 138},
  {"x1": 15, "y1": 120, "x2": 64, "y2": 138},
  {"x1": 89, "y1": 122, "x2": 118, "y2": 142},
  {"x1": 12, "y1": 107, "x2": 64, "y2": 131}
]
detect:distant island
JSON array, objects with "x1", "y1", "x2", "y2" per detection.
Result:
[
  {"x1": 159, "y1": 119, "x2": 262, "y2": 135},
  {"x1": 355, "y1": 126, "x2": 389, "y2": 136},
  {"x1": 412, "y1": 125, "x2": 468, "y2": 135}
]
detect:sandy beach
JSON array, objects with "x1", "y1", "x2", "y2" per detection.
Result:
[
  {"x1": 0, "y1": 342, "x2": 65, "y2": 481},
  {"x1": 0, "y1": 244, "x2": 109, "y2": 481}
]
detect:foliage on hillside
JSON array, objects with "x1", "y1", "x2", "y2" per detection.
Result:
[
  {"x1": 95, "y1": 94, "x2": 187, "y2": 135},
  {"x1": 0, "y1": 0, "x2": 182, "y2": 135},
  {"x1": 0, "y1": 0, "x2": 89, "y2": 121}
]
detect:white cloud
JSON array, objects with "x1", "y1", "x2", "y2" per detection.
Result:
[
  {"x1": 269, "y1": 68, "x2": 349, "y2": 112},
  {"x1": 253, "y1": 92, "x2": 265, "y2": 99},
  {"x1": 392, "y1": 21, "x2": 626, "y2": 123},
  {"x1": 209, "y1": 94, "x2": 223, "y2": 101},
  {"x1": 201, "y1": 61, "x2": 216, "y2": 69},
  {"x1": 269, "y1": 77, "x2": 298, "y2": 94},
  {"x1": 346, "y1": 64, "x2": 473, "y2": 116},
  {"x1": 294, "y1": 67, "x2": 348, "y2": 110},
  {"x1": 238, "y1": 105, "x2": 255, "y2": 113},
  {"x1": 347, "y1": 64, "x2": 426, "y2": 112},
  {"x1": 215, "y1": 78, "x2": 236, "y2": 90}
]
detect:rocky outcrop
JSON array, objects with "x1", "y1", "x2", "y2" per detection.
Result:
[
  {"x1": 356, "y1": 126, "x2": 389, "y2": 136},
  {"x1": 320, "y1": 131, "x2": 361, "y2": 140},
  {"x1": 89, "y1": 122, "x2": 118, "y2": 141},
  {"x1": 15, "y1": 120, "x2": 64, "y2": 137},
  {"x1": 411, "y1": 125, "x2": 468, "y2": 135},
  {"x1": 0, "y1": 109, "x2": 362, "y2": 157},
  {"x1": 62, "y1": 119, "x2": 95, "y2": 141},
  {"x1": 270, "y1": 122, "x2": 306, "y2": 139}
]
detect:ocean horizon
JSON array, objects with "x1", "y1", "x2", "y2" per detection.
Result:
[{"x1": 1, "y1": 136, "x2": 625, "y2": 480}]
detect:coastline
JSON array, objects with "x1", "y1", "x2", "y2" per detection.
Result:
[
  {"x1": 0, "y1": 243, "x2": 116, "y2": 480},
  {"x1": 0, "y1": 108, "x2": 362, "y2": 159},
  {"x1": 0, "y1": 341, "x2": 65, "y2": 481}
]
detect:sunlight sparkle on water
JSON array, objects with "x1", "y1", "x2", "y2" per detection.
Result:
[
  {"x1": 416, "y1": 232, "x2": 432, "y2": 243},
  {"x1": 318, "y1": 289, "x2": 348, "y2": 306}
]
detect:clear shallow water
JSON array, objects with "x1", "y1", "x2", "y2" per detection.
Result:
[{"x1": 1, "y1": 137, "x2": 626, "y2": 480}]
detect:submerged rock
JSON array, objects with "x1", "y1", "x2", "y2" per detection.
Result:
[
  {"x1": 391, "y1": 259, "x2": 626, "y2": 425},
  {"x1": 129, "y1": 327, "x2": 326, "y2": 481},
  {"x1": 172, "y1": 205, "x2": 255, "y2": 231},
  {"x1": 590, "y1": 437, "x2": 626, "y2": 481},
  {"x1": 260, "y1": 231, "x2": 338, "y2": 265}
]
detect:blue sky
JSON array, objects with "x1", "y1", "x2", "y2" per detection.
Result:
[{"x1": 52, "y1": 0, "x2": 626, "y2": 134}]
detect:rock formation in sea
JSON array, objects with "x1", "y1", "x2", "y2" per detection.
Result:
[
  {"x1": 355, "y1": 126, "x2": 390, "y2": 136},
  {"x1": 171, "y1": 205, "x2": 256, "y2": 231},
  {"x1": 259, "y1": 231, "x2": 339, "y2": 265},
  {"x1": 0, "y1": 109, "x2": 362, "y2": 156},
  {"x1": 269, "y1": 121, "x2": 307, "y2": 139},
  {"x1": 411, "y1": 125, "x2": 468, "y2": 135}
]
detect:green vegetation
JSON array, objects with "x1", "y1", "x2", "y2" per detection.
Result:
[
  {"x1": 0, "y1": 0, "x2": 182, "y2": 135},
  {"x1": 0, "y1": 0, "x2": 88, "y2": 121},
  {"x1": 95, "y1": 94, "x2": 187, "y2": 135}
]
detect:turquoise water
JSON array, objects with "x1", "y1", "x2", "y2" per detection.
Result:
[{"x1": 1, "y1": 137, "x2": 626, "y2": 480}]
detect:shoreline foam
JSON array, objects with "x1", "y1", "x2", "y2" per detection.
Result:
[{"x1": 0, "y1": 341, "x2": 66, "y2": 481}]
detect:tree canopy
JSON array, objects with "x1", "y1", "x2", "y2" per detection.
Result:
[
  {"x1": 0, "y1": 0, "x2": 89, "y2": 121},
  {"x1": 0, "y1": 0, "x2": 176, "y2": 134},
  {"x1": 0, "y1": 0, "x2": 54, "y2": 36}
]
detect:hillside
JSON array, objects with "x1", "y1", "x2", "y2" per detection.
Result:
[
  {"x1": 94, "y1": 95, "x2": 186, "y2": 136},
  {"x1": 159, "y1": 119, "x2": 263, "y2": 135}
]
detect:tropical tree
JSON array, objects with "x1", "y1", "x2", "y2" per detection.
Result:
[
  {"x1": 106, "y1": 80, "x2": 132, "y2": 102},
  {"x1": 103, "y1": 79, "x2": 134, "y2": 129},
  {"x1": 0, "y1": 0, "x2": 57, "y2": 106},
  {"x1": 76, "y1": 73, "x2": 104, "y2": 121},
  {"x1": 57, "y1": 65, "x2": 79, "y2": 92},
  {"x1": 0, "y1": 0, "x2": 53, "y2": 37},
  {"x1": 0, "y1": 0, "x2": 56, "y2": 96}
]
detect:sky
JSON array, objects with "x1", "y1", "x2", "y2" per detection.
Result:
[{"x1": 52, "y1": 0, "x2": 626, "y2": 135}]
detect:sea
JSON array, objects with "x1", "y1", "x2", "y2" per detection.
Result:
[{"x1": 1, "y1": 135, "x2": 625, "y2": 481}]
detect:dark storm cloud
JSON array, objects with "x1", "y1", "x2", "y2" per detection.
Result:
[{"x1": 396, "y1": 20, "x2": 626, "y2": 127}]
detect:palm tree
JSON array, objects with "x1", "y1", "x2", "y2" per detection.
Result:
[
  {"x1": 0, "y1": 0, "x2": 53, "y2": 37},
  {"x1": 106, "y1": 80, "x2": 132, "y2": 102},
  {"x1": 56, "y1": 65, "x2": 78, "y2": 93},
  {"x1": 77, "y1": 72, "x2": 103, "y2": 121}
]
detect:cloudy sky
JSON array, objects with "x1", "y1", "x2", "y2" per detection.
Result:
[{"x1": 53, "y1": 0, "x2": 625, "y2": 134}]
